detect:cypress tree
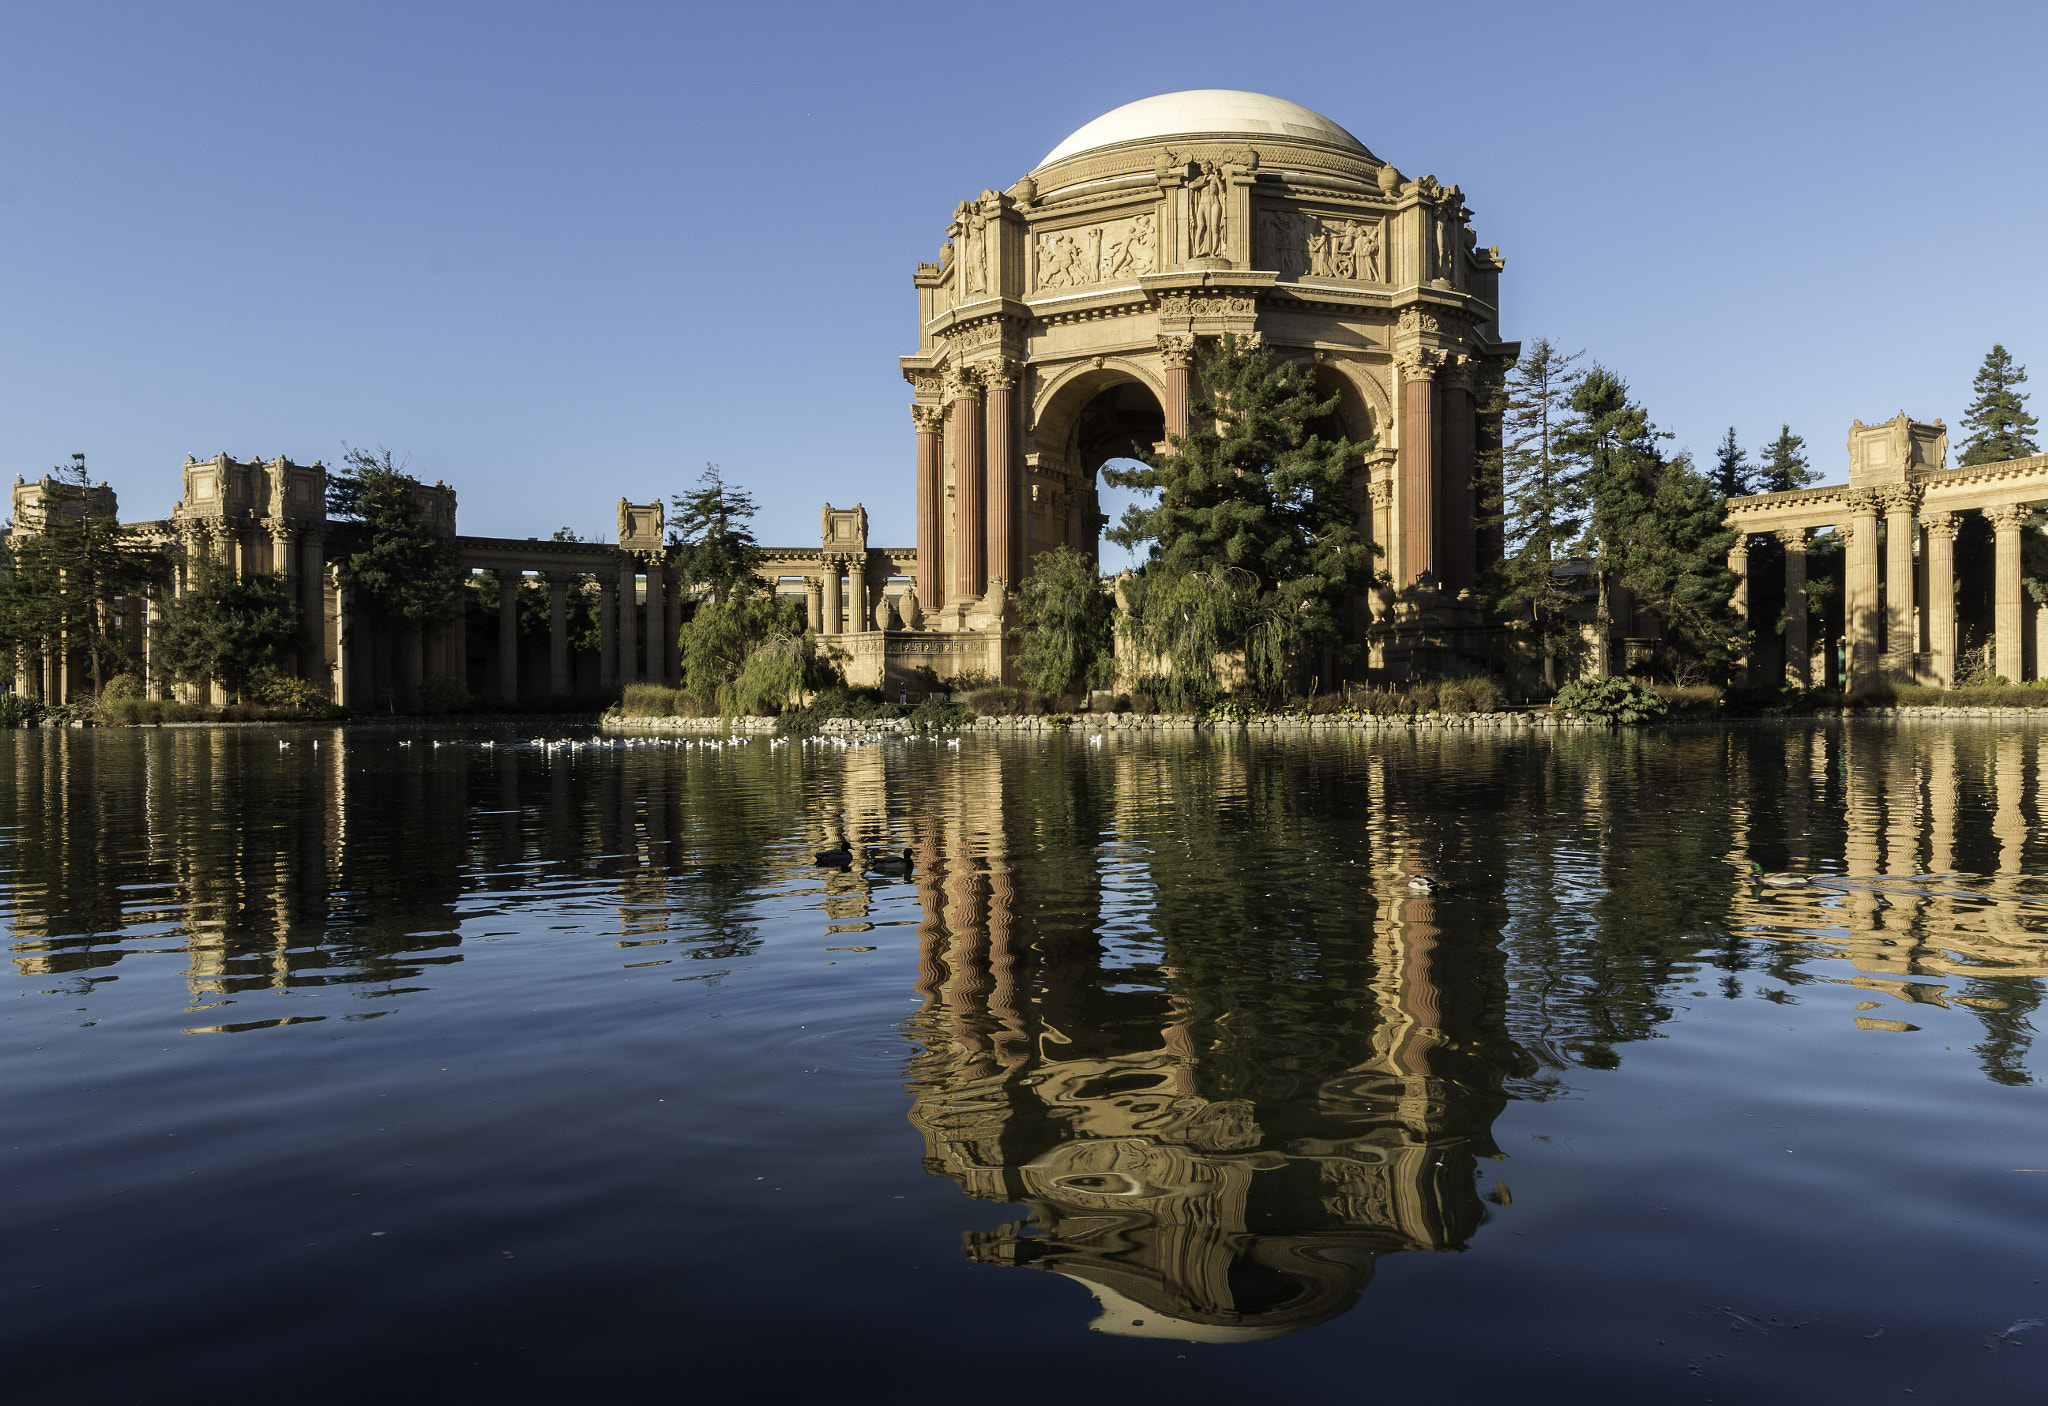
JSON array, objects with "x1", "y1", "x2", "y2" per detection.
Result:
[
  {"x1": 1483, "y1": 337, "x2": 1586, "y2": 683},
  {"x1": 1106, "y1": 335, "x2": 1374, "y2": 702},
  {"x1": 1758, "y1": 426, "x2": 1817, "y2": 494},
  {"x1": 670, "y1": 464, "x2": 763, "y2": 604},
  {"x1": 1712, "y1": 427, "x2": 1757, "y2": 498},
  {"x1": 1959, "y1": 344, "x2": 2040, "y2": 466}
]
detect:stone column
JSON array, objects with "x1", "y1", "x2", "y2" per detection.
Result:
[
  {"x1": 616, "y1": 558, "x2": 638, "y2": 682},
  {"x1": 599, "y1": 574, "x2": 618, "y2": 687},
  {"x1": 1922, "y1": 511, "x2": 1959, "y2": 687},
  {"x1": 332, "y1": 564, "x2": 356, "y2": 710},
  {"x1": 1881, "y1": 487, "x2": 1919, "y2": 668},
  {"x1": 300, "y1": 529, "x2": 327, "y2": 690},
  {"x1": 1844, "y1": 491, "x2": 1881, "y2": 693},
  {"x1": 1990, "y1": 504, "x2": 2030, "y2": 682},
  {"x1": 1158, "y1": 336, "x2": 1194, "y2": 441},
  {"x1": 805, "y1": 576, "x2": 823, "y2": 632},
  {"x1": 822, "y1": 557, "x2": 843, "y2": 637},
  {"x1": 1778, "y1": 529, "x2": 1810, "y2": 689},
  {"x1": 1399, "y1": 353, "x2": 1439, "y2": 586},
  {"x1": 546, "y1": 572, "x2": 570, "y2": 697},
  {"x1": 912, "y1": 404, "x2": 947, "y2": 612},
  {"x1": 498, "y1": 572, "x2": 520, "y2": 703},
  {"x1": 949, "y1": 372, "x2": 986, "y2": 601},
  {"x1": 642, "y1": 555, "x2": 665, "y2": 685},
  {"x1": 1727, "y1": 536, "x2": 1750, "y2": 686},
  {"x1": 666, "y1": 575, "x2": 684, "y2": 686},
  {"x1": 983, "y1": 360, "x2": 1019, "y2": 590},
  {"x1": 1436, "y1": 359, "x2": 1475, "y2": 593}
]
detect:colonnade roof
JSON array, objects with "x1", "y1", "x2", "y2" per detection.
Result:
[{"x1": 1728, "y1": 451, "x2": 2048, "y2": 531}]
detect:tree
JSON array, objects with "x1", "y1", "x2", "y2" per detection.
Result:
[
  {"x1": 330, "y1": 447, "x2": 462, "y2": 626},
  {"x1": 1562, "y1": 368, "x2": 1740, "y2": 679},
  {"x1": 1484, "y1": 338, "x2": 1586, "y2": 684},
  {"x1": 670, "y1": 465, "x2": 761, "y2": 604},
  {"x1": 678, "y1": 593, "x2": 821, "y2": 713},
  {"x1": 1712, "y1": 427, "x2": 1757, "y2": 498},
  {"x1": 151, "y1": 554, "x2": 299, "y2": 700},
  {"x1": 0, "y1": 454, "x2": 161, "y2": 696},
  {"x1": 1758, "y1": 425, "x2": 1818, "y2": 494},
  {"x1": 1960, "y1": 344, "x2": 2040, "y2": 466},
  {"x1": 1011, "y1": 544, "x2": 1114, "y2": 697},
  {"x1": 1105, "y1": 335, "x2": 1375, "y2": 702}
]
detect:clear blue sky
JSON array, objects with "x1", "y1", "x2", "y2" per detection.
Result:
[{"x1": 3, "y1": 0, "x2": 2043, "y2": 549}]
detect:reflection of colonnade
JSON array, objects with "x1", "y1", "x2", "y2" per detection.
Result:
[
  {"x1": 1727, "y1": 418, "x2": 2048, "y2": 691},
  {"x1": 901, "y1": 737, "x2": 1504, "y2": 1342}
]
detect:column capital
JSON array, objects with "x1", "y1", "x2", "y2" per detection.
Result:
[
  {"x1": 1774, "y1": 526, "x2": 1811, "y2": 551},
  {"x1": 1876, "y1": 484, "x2": 1923, "y2": 515},
  {"x1": 1367, "y1": 481, "x2": 1394, "y2": 511},
  {"x1": 542, "y1": 569, "x2": 575, "y2": 586},
  {"x1": 910, "y1": 403, "x2": 947, "y2": 435},
  {"x1": 1921, "y1": 510, "x2": 1962, "y2": 540},
  {"x1": 976, "y1": 358, "x2": 1020, "y2": 392},
  {"x1": 1156, "y1": 335, "x2": 1196, "y2": 370},
  {"x1": 942, "y1": 370, "x2": 980, "y2": 402},
  {"x1": 1843, "y1": 487, "x2": 1882, "y2": 518},
  {"x1": 1395, "y1": 348, "x2": 1443, "y2": 382},
  {"x1": 1987, "y1": 504, "x2": 2033, "y2": 531}
]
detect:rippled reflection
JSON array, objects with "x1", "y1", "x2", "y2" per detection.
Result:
[{"x1": 4, "y1": 720, "x2": 2047, "y2": 1350}]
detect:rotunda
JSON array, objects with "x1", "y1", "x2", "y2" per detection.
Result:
[{"x1": 900, "y1": 89, "x2": 1517, "y2": 663}]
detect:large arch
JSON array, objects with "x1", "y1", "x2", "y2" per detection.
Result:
[{"x1": 1027, "y1": 364, "x2": 1166, "y2": 573}]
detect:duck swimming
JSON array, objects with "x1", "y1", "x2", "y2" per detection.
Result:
[
  {"x1": 814, "y1": 843, "x2": 853, "y2": 867},
  {"x1": 1748, "y1": 863, "x2": 1808, "y2": 888},
  {"x1": 866, "y1": 848, "x2": 914, "y2": 876},
  {"x1": 1407, "y1": 875, "x2": 1444, "y2": 894}
]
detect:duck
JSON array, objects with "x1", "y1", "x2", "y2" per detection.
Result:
[
  {"x1": 1407, "y1": 875, "x2": 1444, "y2": 894},
  {"x1": 866, "y1": 847, "x2": 915, "y2": 876},
  {"x1": 1748, "y1": 863, "x2": 1808, "y2": 888},
  {"x1": 814, "y1": 843, "x2": 854, "y2": 867}
]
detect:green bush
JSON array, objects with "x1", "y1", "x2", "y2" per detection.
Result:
[
  {"x1": 905, "y1": 694, "x2": 966, "y2": 730},
  {"x1": 1551, "y1": 676, "x2": 1670, "y2": 725},
  {"x1": 616, "y1": 683, "x2": 714, "y2": 719},
  {"x1": 773, "y1": 685, "x2": 901, "y2": 737},
  {"x1": 1430, "y1": 675, "x2": 1507, "y2": 714},
  {"x1": 0, "y1": 694, "x2": 48, "y2": 729},
  {"x1": 1872, "y1": 683, "x2": 2048, "y2": 710},
  {"x1": 1649, "y1": 683, "x2": 1722, "y2": 713},
  {"x1": 256, "y1": 672, "x2": 343, "y2": 717},
  {"x1": 964, "y1": 685, "x2": 1043, "y2": 717}
]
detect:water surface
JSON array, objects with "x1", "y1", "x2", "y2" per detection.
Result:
[{"x1": 4, "y1": 722, "x2": 2046, "y2": 1403}]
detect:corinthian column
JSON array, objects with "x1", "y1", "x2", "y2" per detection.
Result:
[
  {"x1": 1880, "y1": 486, "x2": 1920, "y2": 667},
  {"x1": 1989, "y1": 504, "x2": 2030, "y2": 682},
  {"x1": 1158, "y1": 336, "x2": 1194, "y2": 441},
  {"x1": 498, "y1": 571, "x2": 520, "y2": 702},
  {"x1": 1727, "y1": 535, "x2": 1751, "y2": 686},
  {"x1": 982, "y1": 360, "x2": 1019, "y2": 590},
  {"x1": 1921, "y1": 512, "x2": 1958, "y2": 687},
  {"x1": 1398, "y1": 351, "x2": 1440, "y2": 586},
  {"x1": 1777, "y1": 528, "x2": 1810, "y2": 688},
  {"x1": 1436, "y1": 356, "x2": 1475, "y2": 593},
  {"x1": 546, "y1": 571, "x2": 570, "y2": 697},
  {"x1": 822, "y1": 556, "x2": 843, "y2": 637},
  {"x1": 1844, "y1": 491, "x2": 1881, "y2": 693},
  {"x1": 642, "y1": 554, "x2": 666, "y2": 684},
  {"x1": 912, "y1": 403, "x2": 947, "y2": 611},
  {"x1": 949, "y1": 372, "x2": 986, "y2": 601}
]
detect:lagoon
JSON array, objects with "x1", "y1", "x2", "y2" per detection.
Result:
[{"x1": 3, "y1": 722, "x2": 2045, "y2": 1403}]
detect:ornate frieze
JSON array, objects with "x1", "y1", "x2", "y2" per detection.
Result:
[
  {"x1": 1035, "y1": 211, "x2": 1156, "y2": 291},
  {"x1": 1258, "y1": 207, "x2": 1383, "y2": 283},
  {"x1": 1155, "y1": 292, "x2": 1257, "y2": 318}
]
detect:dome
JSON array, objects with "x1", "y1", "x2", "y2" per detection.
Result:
[{"x1": 1036, "y1": 90, "x2": 1371, "y2": 169}]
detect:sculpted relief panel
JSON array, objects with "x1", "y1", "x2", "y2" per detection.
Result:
[
  {"x1": 1259, "y1": 207, "x2": 1383, "y2": 283},
  {"x1": 1035, "y1": 212, "x2": 1156, "y2": 292}
]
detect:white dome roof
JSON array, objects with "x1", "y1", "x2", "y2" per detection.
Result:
[{"x1": 1037, "y1": 90, "x2": 1370, "y2": 168}]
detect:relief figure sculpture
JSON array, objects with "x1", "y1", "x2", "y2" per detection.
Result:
[{"x1": 1189, "y1": 161, "x2": 1226, "y2": 259}]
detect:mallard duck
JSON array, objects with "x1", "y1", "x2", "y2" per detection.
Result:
[
  {"x1": 866, "y1": 847, "x2": 914, "y2": 876},
  {"x1": 1407, "y1": 875, "x2": 1444, "y2": 894},
  {"x1": 1748, "y1": 863, "x2": 1808, "y2": 888},
  {"x1": 814, "y1": 843, "x2": 853, "y2": 867}
]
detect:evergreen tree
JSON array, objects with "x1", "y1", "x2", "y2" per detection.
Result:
[
  {"x1": 670, "y1": 464, "x2": 762, "y2": 604},
  {"x1": 1106, "y1": 335, "x2": 1374, "y2": 701},
  {"x1": 1758, "y1": 425, "x2": 1817, "y2": 494},
  {"x1": 150, "y1": 554, "x2": 299, "y2": 700},
  {"x1": 1561, "y1": 368, "x2": 1740, "y2": 678},
  {"x1": 0, "y1": 454, "x2": 161, "y2": 695},
  {"x1": 1712, "y1": 427, "x2": 1757, "y2": 498},
  {"x1": 1483, "y1": 338, "x2": 1586, "y2": 683},
  {"x1": 1011, "y1": 543, "x2": 1114, "y2": 697},
  {"x1": 1959, "y1": 344, "x2": 2040, "y2": 466},
  {"x1": 330, "y1": 447, "x2": 462, "y2": 626}
]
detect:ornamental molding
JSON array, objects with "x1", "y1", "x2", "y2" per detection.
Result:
[
  {"x1": 976, "y1": 358, "x2": 1021, "y2": 392},
  {"x1": 1155, "y1": 291, "x2": 1258, "y2": 318}
]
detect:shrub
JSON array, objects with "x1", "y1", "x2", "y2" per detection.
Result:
[
  {"x1": 964, "y1": 685, "x2": 1042, "y2": 717},
  {"x1": 256, "y1": 672, "x2": 342, "y2": 717},
  {"x1": 616, "y1": 683, "x2": 712, "y2": 719},
  {"x1": 773, "y1": 685, "x2": 901, "y2": 737},
  {"x1": 419, "y1": 675, "x2": 480, "y2": 715},
  {"x1": 101, "y1": 673, "x2": 143, "y2": 701},
  {"x1": 1552, "y1": 676, "x2": 1669, "y2": 725},
  {"x1": 1431, "y1": 675, "x2": 1506, "y2": 715},
  {"x1": 1649, "y1": 683, "x2": 1721, "y2": 713},
  {"x1": 0, "y1": 694, "x2": 47, "y2": 729},
  {"x1": 904, "y1": 694, "x2": 966, "y2": 730}
]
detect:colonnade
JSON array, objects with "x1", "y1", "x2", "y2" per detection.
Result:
[
  {"x1": 452, "y1": 554, "x2": 678, "y2": 706},
  {"x1": 1729, "y1": 488, "x2": 2044, "y2": 691}
]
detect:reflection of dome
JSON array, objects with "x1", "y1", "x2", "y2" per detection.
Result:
[
  {"x1": 1060, "y1": 1275, "x2": 1313, "y2": 1345},
  {"x1": 1036, "y1": 90, "x2": 1372, "y2": 169}
]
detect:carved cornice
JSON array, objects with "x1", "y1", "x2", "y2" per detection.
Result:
[
  {"x1": 903, "y1": 370, "x2": 944, "y2": 398},
  {"x1": 1156, "y1": 335, "x2": 1195, "y2": 369},
  {"x1": 910, "y1": 403, "x2": 947, "y2": 435}
]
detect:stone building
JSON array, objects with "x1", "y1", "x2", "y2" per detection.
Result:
[{"x1": 900, "y1": 90, "x2": 1518, "y2": 679}]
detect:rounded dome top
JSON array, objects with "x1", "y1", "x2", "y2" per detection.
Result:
[{"x1": 1036, "y1": 90, "x2": 1370, "y2": 169}]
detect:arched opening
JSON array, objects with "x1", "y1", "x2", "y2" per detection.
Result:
[{"x1": 1028, "y1": 371, "x2": 1165, "y2": 579}]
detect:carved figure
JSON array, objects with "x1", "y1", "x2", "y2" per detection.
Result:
[
  {"x1": 1359, "y1": 220, "x2": 1382, "y2": 281},
  {"x1": 1189, "y1": 161, "x2": 1226, "y2": 258},
  {"x1": 1307, "y1": 222, "x2": 1333, "y2": 278}
]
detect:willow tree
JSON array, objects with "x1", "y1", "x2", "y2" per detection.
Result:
[
  {"x1": 1105, "y1": 335, "x2": 1374, "y2": 705},
  {"x1": 1011, "y1": 543, "x2": 1113, "y2": 697}
]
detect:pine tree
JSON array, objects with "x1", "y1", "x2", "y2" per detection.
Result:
[
  {"x1": 1560, "y1": 368, "x2": 1740, "y2": 678},
  {"x1": 1106, "y1": 335, "x2": 1374, "y2": 702},
  {"x1": 1960, "y1": 344, "x2": 2040, "y2": 466},
  {"x1": 1758, "y1": 426, "x2": 1817, "y2": 494},
  {"x1": 1483, "y1": 338, "x2": 1586, "y2": 682},
  {"x1": 330, "y1": 447, "x2": 462, "y2": 626},
  {"x1": 670, "y1": 464, "x2": 762, "y2": 604},
  {"x1": 150, "y1": 554, "x2": 299, "y2": 700},
  {"x1": 1712, "y1": 427, "x2": 1756, "y2": 498}
]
